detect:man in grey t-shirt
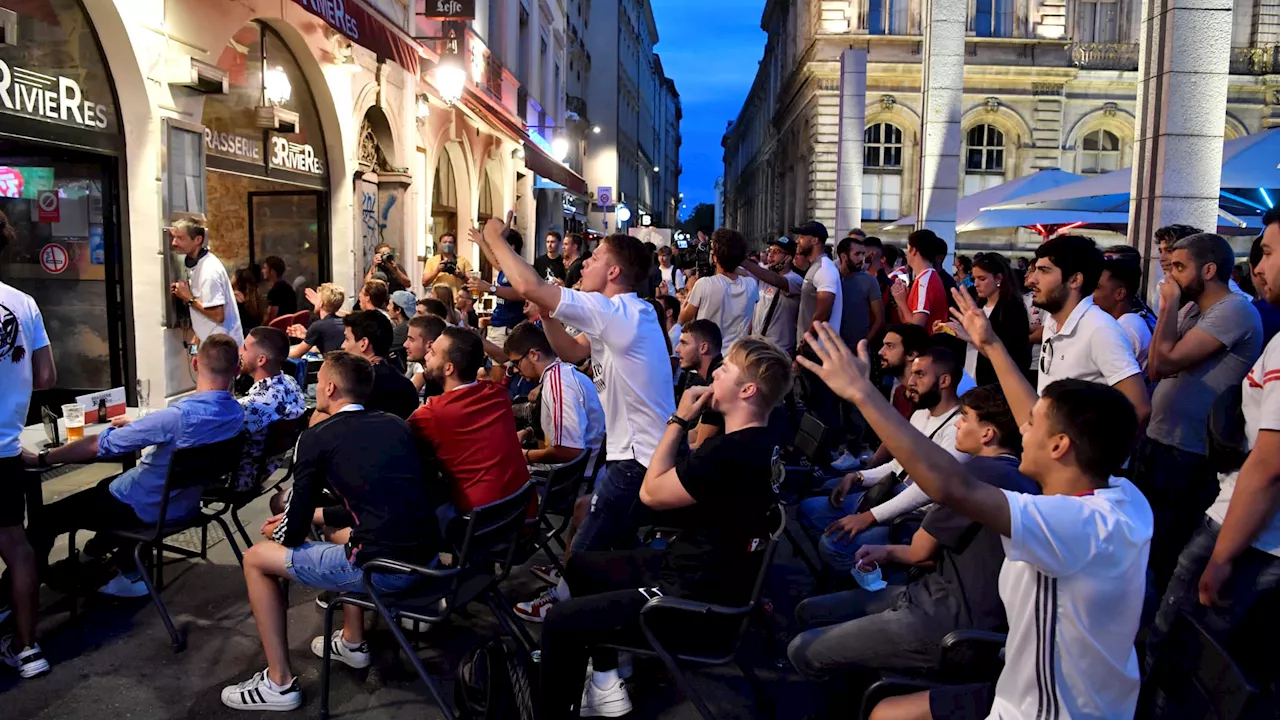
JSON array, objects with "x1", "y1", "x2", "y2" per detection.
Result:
[
  {"x1": 1137, "y1": 232, "x2": 1264, "y2": 589},
  {"x1": 836, "y1": 235, "x2": 885, "y2": 349}
]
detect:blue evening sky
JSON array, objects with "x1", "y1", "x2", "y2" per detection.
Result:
[{"x1": 651, "y1": 0, "x2": 767, "y2": 221}]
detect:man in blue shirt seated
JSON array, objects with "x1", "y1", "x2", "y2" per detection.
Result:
[{"x1": 17, "y1": 334, "x2": 245, "y2": 598}]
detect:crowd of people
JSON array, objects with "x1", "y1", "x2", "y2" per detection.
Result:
[{"x1": 0, "y1": 204, "x2": 1278, "y2": 720}]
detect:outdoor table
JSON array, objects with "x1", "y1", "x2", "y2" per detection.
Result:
[{"x1": 20, "y1": 407, "x2": 144, "y2": 456}]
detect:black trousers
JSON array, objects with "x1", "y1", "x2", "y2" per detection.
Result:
[
  {"x1": 26, "y1": 477, "x2": 144, "y2": 577},
  {"x1": 1131, "y1": 438, "x2": 1215, "y2": 593},
  {"x1": 539, "y1": 549, "x2": 665, "y2": 719}
]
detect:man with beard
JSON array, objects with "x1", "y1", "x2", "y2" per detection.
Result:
[
  {"x1": 233, "y1": 327, "x2": 306, "y2": 492},
  {"x1": 407, "y1": 326, "x2": 529, "y2": 525},
  {"x1": 880, "y1": 324, "x2": 932, "y2": 418},
  {"x1": 796, "y1": 346, "x2": 967, "y2": 576},
  {"x1": 1137, "y1": 232, "x2": 1263, "y2": 590},
  {"x1": 401, "y1": 314, "x2": 446, "y2": 401},
  {"x1": 742, "y1": 237, "x2": 804, "y2": 355},
  {"x1": 836, "y1": 235, "x2": 885, "y2": 353},
  {"x1": 674, "y1": 320, "x2": 725, "y2": 446},
  {"x1": 1021, "y1": 235, "x2": 1149, "y2": 425},
  {"x1": 535, "y1": 231, "x2": 567, "y2": 283}
]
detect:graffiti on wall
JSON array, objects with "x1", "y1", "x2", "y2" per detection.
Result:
[{"x1": 359, "y1": 181, "x2": 381, "y2": 271}]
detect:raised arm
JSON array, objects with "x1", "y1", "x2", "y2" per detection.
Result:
[
  {"x1": 539, "y1": 312, "x2": 591, "y2": 365},
  {"x1": 740, "y1": 258, "x2": 791, "y2": 292},
  {"x1": 469, "y1": 220, "x2": 562, "y2": 312},
  {"x1": 797, "y1": 323, "x2": 1012, "y2": 536},
  {"x1": 951, "y1": 287, "x2": 1039, "y2": 427}
]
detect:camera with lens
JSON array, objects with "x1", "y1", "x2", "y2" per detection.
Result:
[
  {"x1": 675, "y1": 238, "x2": 714, "y2": 276},
  {"x1": 439, "y1": 259, "x2": 457, "y2": 275},
  {"x1": 377, "y1": 250, "x2": 395, "y2": 266}
]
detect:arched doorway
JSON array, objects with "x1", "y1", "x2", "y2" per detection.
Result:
[
  {"x1": 430, "y1": 149, "x2": 458, "y2": 255},
  {"x1": 0, "y1": 0, "x2": 127, "y2": 403},
  {"x1": 203, "y1": 20, "x2": 332, "y2": 318},
  {"x1": 356, "y1": 106, "x2": 410, "y2": 291},
  {"x1": 477, "y1": 166, "x2": 498, "y2": 280}
]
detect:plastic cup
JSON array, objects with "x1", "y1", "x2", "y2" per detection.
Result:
[{"x1": 63, "y1": 404, "x2": 85, "y2": 440}]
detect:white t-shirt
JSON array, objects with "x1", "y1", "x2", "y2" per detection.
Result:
[
  {"x1": 687, "y1": 273, "x2": 760, "y2": 355},
  {"x1": 1116, "y1": 312, "x2": 1153, "y2": 373},
  {"x1": 1206, "y1": 334, "x2": 1280, "y2": 556},
  {"x1": 0, "y1": 282, "x2": 49, "y2": 458},
  {"x1": 659, "y1": 265, "x2": 685, "y2": 292},
  {"x1": 539, "y1": 360, "x2": 607, "y2": 472},
  {"x1": 964, "y1": 305, "x2": 996, "y2": 380},
  {"x1": 551, "y1": 289, "x2": 675, "y2": 465},
  {"x1": 798, "y1": 255, "x2": 843, "y2": 347},
  {"x1": 861, "y1": 405, "x2": 965, "y2": 522},
  {"x1": 1038, "y1": 296, "x2": 1141, "y2": 393},
  {"x1": 993, "y1": 478, "x2": 1152, "y2": 720},
  {"x1": 1025, "y1": 292, "x2": 1045, "y2": 371},
  {"x1": 187, "y1": 251, "x2": 244, "y2": 345},
  {"x1": 751, "y1": 271, "x2": 803, "y2": 355},
  {"x1": 667, "y1": 322, "x2": 682, "y2": 350}
]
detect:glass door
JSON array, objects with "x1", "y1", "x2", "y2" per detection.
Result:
[{"x1": 248, "y1": 191, "x2": 328, "y2": 317}]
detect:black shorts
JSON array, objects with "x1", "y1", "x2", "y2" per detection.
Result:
[
  {"x1": 929, "y1": 682, "x2": 996, "y2": 719},
  {"x1": 0, "y1": 455, "x2": 35, "y2": 528}
]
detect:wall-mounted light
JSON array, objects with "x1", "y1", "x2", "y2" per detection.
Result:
[
  {"x1": 513, "y1": 146, "x2": 526, "y2": 160},
  {"x1": 616, "y1": 203, "x2": 631, "y2": 223},
  {"x1": 416, "y1": 94, "x2": 431, "y2": 120},
  {"x1": 592, "y1": 125, "x2": 601, "y2": 134},
  {"x1": 435, "y1": 55, "x2": 467, "y2": 106},
  {"x1": 652, "y1": 166, "x2": 660, "y2": 173},
  {"x1": 551, "y1": 136, "x2": 570, "y2": 162},
  {"x1": 263, "y1": 66, "x2": 292, "y2": 105}
]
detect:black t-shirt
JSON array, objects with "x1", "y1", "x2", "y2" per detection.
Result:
[
  {"x1": 534, "y1": 254, "x2": 566, "y2": 282},
  {"x1": 679, "y1": 356, "x2": 724, "y2": 433},
  {"x1": 369, "y1": 359, "x2": 420, "y2": 420},
  {"x1": 564, "y1": 256, "x2": 586, "y2": 288},
  {"x1": 661, "y1": 426, "x2": 779, "y2": 603},
  {"x1": 267, "y1": 280, "x2": 297, "y2": 316},
  {"x1": 304, "y1": 314, "x2": 346, "y2": 354},
  {"x1": 904, "y1": 455, "x2": 1039, "y2": 633}
]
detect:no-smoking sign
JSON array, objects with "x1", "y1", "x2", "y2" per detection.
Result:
[
  {"x1": 40, "y1": 244, "x2": 68, "y2": 274},
  {"x1": 36, "y1": 190, "x2": 59, "y2": 222}
]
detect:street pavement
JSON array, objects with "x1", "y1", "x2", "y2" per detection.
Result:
[{"x1": 1, "y1": 468, "x2": 827, "y2": 719}]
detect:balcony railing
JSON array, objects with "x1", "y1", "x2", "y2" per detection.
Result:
[
  {"x1": 483, "y1": 53, "x2": 503, "y2": 98},
  {"x1": 1230, "y1": 45, "x2": 1280, "y2": 75},
  {"x1": 1069, "y1": 42, "x2": 1139, "y2": 71},
  {"x1": 566, "y1": 95, "x2": 587, "y2": 117}
]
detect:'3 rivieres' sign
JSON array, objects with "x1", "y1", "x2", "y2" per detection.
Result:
[{"x1": 0, "y1": 58, "x2": 112, "y2": 131}]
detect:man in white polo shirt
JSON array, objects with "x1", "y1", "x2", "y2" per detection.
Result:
[
  {"x1": 169, "y1": 217, "x2": 244, "y2": 346},
  {"x1": 795, "y1": 318, "x2": 1151, "y2": 720},
  {"x1": 1025, "y1": 235, "x2": 1149, "y2": 424},
  {"x1": 1147, "y1": 209, "x2": 1280, "y2": 688},
  {"x1": 468, "y1": 218, "x2": 673, "y2": 556}
]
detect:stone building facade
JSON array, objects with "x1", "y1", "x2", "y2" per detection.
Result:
[{"x1": 722, "y1": 0, "x2": 1280, "y2": 251}]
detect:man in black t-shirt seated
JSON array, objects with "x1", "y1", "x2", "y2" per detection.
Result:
[
  {"x1": 219, "y1": 351, "x2": 443, "y2": 712},
  {"x1": 324, "y1": 310, "x2": 418, "y2": 421},
  {"x1": 674, "y1": 319, "x2": 724, "y2": 445},
  {"x1": 786, "y1": 385, "x2": 1038, "y2": 691},
  {"x1": 287, "y1": 283, "x2": 346, "y2": 359},
  {"x1": 539, "y1": 337, "x2": 792, "y2": 719}
]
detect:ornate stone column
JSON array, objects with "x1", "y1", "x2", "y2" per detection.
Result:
[{"x1": 836, "y1": 49, "x2": 867, "y2": 238}]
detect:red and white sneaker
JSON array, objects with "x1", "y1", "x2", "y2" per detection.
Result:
[
  {"x1": 513, "y1": 589, "x2": 559, "y2": 623},
  {"x1": 529, "y1": 564, "x2": 562, "y2": 586}
]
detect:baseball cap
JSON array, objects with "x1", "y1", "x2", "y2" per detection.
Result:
[
  {"x1": 790, "y1": 221, "x2": 829, "y2": 242},
  {"x1": 390, "y1": 290, "x2": 417, "y2": 317},
  {"x1": 768, "y1": 237, "x2": 796, "y2": 255}
]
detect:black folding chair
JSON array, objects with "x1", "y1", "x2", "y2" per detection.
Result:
[
  {"x1": 319, "y1": 482, "x2": 537, "y2": 720},
  {"x1": 600, "y1": 505, "x2": 787, "y2": 720},
  {"x1": 81, "y1": 432, "x2": 246, "y2": 651},
  {"x1": 528, "y1": 449, "x2": 591, "y2": 571},
  {"x1": 202, "y1": 415, "x2": 305, "y2": 556},
  {"x1": 1140, "y1": 609, "x2": 1262, "y2": 720},
  {"x1": 858, "y1": 629, "x2": 1008, "y2": 719}
]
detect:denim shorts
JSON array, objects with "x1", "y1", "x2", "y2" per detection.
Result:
[{"x1": 285, "y1": 541, "x2": 420, "y2": 594}]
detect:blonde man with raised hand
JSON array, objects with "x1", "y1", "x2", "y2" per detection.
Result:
[{"x1": 288, "y1": 283, "x2": 347, "y2": 359}]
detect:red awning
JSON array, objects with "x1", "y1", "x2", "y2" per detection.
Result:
[
  {"x1": 291, "y1": 0, "x2": 425, "y2": 75},
  {"x1": 522, "y1": 138, "x2": 588, "y2": 195}
]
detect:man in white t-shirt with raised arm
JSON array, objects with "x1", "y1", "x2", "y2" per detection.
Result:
[
  {"x1": 679, "y1": 228, "x2": 758, "y2": 355},
  {"x1": 741, "y1": 236, "x2": 803, "y2": 355},
  {"x1": 168, "y1": 216, "x2": 244, "y2": 346},
  {"x1": 0, "y1": 212, "x2": 56, "y2": 679},
  {"x1": 797, "y1": 315, "x2": 1151, "y2": 720},
  {"x1": 1147, "y1": 209, "x2": 1280, "y2": 687},
  {"x1": 468, "y1": 219, "x2": 674, "y2": 558}
]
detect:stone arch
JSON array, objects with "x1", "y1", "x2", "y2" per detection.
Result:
[
  {"x1": 961, "y1": 102, "x2": 1032, "y2": 187},
  {"x1": 1223, "y1": 113, "x2": 1249, "y2": 140},
  {"x1": 1065, "y1": 107, "x2": 1136, "y2": 174}
]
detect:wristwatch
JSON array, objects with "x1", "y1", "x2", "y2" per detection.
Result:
[
  {"x1": 38, "y1": 449, "x2": 50, "y2": 468},
  {"x1": 666, "y1": 413, "x2": 693, "y2": 431},
  {"x1": 488, "y1": 284, "x2": 497, "y2": 294},
  {"x1": 186, "y1": 298, "x2": 194, "y2": 307}
]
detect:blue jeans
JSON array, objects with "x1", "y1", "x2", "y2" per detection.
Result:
[
  {"x1": 572, "y1": 459, "x2": 649, "y2": 553},
  {"x1": 285, "y1": 541, "x2": 421, "y2": 594},
  {"x1": 796, "y1": 488, "x2": 894, "y2": 575},
  {"x1": 1148, "y1": 517, "x2": 1280, "y2": 681}
]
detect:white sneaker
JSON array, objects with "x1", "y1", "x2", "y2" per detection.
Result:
[
  {"x1": 310, "y1": 630, "x2": 371, "y2": 669},
  {"x1": 580, "y1": 676, "x2": 632, "y2": 717},
  {"x1": 98, "y1": 572, "x2": 148, "y2": 598},
  {"x1": 529, "y1": 564, "x2": 562, "y2": 586},
  {"x1": 220, "y1": 668, "x2": 302, "y2": 711},
  {"x1": 514, "y1": 589, "x2": 559, "y2": 623},
  {"x1": 1, "y1": 635, "x2": 50, "y2": 678},
  {"x1": 830, "y1": 450, "x2": 860, "y2": 472}
]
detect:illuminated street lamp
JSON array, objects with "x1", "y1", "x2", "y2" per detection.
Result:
[
  {"x1": 551, "y1": 136, "x2": 570, "y2": 162},
  {"x1": 435, "y1": 55, "x2": 467, "y2": 106}
]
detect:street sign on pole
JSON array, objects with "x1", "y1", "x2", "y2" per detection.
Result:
[{"x1": 596, "y1": 186, "x2": 612, "y2": 208}]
